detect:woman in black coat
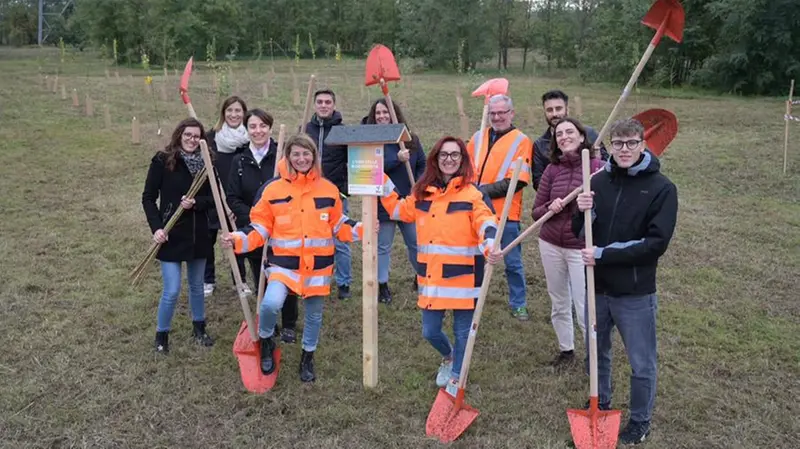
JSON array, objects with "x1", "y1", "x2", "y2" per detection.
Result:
[
  {"x1": 203, "y1": 96, "x2": 249, "y2": 297},
  {"x1": 227, "y1": 109, "x2": 299, "y2": 343},
  {"x1": 141, "y1": 118, "x2": 215, "y2": 354}
]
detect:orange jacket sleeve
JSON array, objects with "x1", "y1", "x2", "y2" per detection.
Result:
[
  {"x1": 379, "y1": 174, "x2": 417, "y2": 223},
  {"x1": 470, "y1": 188, "x2": 499, "y2": 256},
  {"x1": 231, "y1": 194, "x2": 274, "y2": 254},
  {"x1": 330, "y1": 195, "x2": 362, "y2": 242}
]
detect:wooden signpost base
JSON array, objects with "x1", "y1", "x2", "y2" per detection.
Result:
[{"x1": 361, "y1": 196, "x2": 379, "y2": 388}]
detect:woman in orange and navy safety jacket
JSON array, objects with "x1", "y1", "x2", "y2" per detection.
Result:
[
  {"x1": 380, "y1": 136, "x2": 503, "y2": 396},
  {"x1": 222, "y1": 134, "x2": 364, "y2": 383}
]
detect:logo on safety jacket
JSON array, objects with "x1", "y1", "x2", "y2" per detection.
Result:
[{"x1": 320, "y1": 212, "x2": 329, "y2": 221}]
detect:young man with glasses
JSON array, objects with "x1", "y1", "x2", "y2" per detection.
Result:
[
  {"x1": 532, "y1": 90, "x2": 607, "y2": 190},
  {"x1": 572, "y1": 118, "x2": 678, "y2": 444},
  {"x1": 303, "y1": 89, "x2": 352, "y2": 299},
  {"x1": 466, "y1": 94, "x2": 533, "y2": 320}
]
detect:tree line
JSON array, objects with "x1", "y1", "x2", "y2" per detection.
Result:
[{"x1": 1, "y1": 0, "x2": 798, "y2": 95}]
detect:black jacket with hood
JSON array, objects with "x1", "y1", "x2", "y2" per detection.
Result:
[
  {"x1": 572, "y1": 150, "x2": 678, "y2": 297},
  {"x1": 226, "y1": 140, "x2": 278, "y2": 228}
]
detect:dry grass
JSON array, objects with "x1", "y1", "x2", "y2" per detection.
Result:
[{"x1": 0, "y1": 47, "x2": 798, "y2": 449}]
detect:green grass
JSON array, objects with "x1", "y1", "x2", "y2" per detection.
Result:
[{"x1": 1, "y1": 46, "x2": 798, "y2": 448}]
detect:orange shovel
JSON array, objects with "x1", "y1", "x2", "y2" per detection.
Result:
[
  {"x1": 565, "y1": 149, "x2": 623, "y2": 449},
  {"x1": 425, "y1": 158, "x2": 523, "y2": 443},
  {"x1": 199, "y1": 140, "x2": 280, "y2": 394}
]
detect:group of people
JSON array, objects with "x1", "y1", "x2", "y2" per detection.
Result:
[{"x1": 140, "y1": 85, "x2": 677, "y2": 444}]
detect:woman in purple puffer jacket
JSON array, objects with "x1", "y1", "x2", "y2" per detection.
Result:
[{"x1": 532, "y1": 117, "x2": 603, "y2": 368}]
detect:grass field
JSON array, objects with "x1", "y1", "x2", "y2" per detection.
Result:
[{"x1": 1, "y1": 47, "x2": 799, "y2": 448}]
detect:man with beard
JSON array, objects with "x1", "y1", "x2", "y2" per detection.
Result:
[
  {"x1": 532, "y1": 90, "x2": 607, "y2": 190},
  {"x1": 304, "y1": 89, "x2": 352, "y2": 300}
]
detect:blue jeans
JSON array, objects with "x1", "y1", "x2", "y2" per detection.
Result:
[
  {"x1": 157, "y1": 259, "x2": 206, "y2": 331},
  {"x1": 501, "y1": 221, "x2": 527, "y2": 309},
  {"x1": 334, "y1": 197, "x2": 352, "y2": 287},
  {"x1": 421, "y1": 309, "x2": 474, "y2": 380},
  {"x1": 258, "y1": 280, "x2": 324, "y2": 352},
  {"x1": 378, "y1": 220, "x2": 418, "y2": 284},
  {"x1": 588, "y1": 293, "x2": 659, "y2": 423}
]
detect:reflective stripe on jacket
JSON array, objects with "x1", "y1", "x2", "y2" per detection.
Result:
[{"x1": 380, "y1": 175, "x2": 497, "y2": 310}]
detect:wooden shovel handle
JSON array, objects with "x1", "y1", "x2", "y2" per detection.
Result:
[
  {"x1": 581, "y1": 149, "x2": 599, "y2": 397},
  {"x1": 299, "y1": 75, "x2": 317, "y2": 133},
  {"x1": 381, "y1": 90, "x2": 416, "y2": 185},
  {"x1": 199, "y1": 139, "x2": 257, "y2": 342},
  {"x1": 457, "y1": 158, "x2": 524, "y2": 391},
  {"x1": 274, "y1": 124, "x2": 286, "y2": 178}
]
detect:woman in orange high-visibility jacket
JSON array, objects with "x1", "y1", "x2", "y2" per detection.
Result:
[
  {"x1": 222, "y1": 134, "x2": 364, "y2": 383},
  {"x1": 380, "y1": 136, "x2": 503, "y2": 397}
]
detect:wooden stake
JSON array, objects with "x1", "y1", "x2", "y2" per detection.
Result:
[
  {"x1": 85, "y1": 94, "x2": 94, "y2": 116},
  {"x1": 115, "y1": 70, "x2": 120, "y2": 80},
  {"x1": 456, "y1": 87, "x2": 469, "y2": 141},
  {"x1": 274, "y1": 124, "x2": 286, "y2": 177},
  {"x1": 298, "y1": 74, "x2": 317, "y2": 132},
  {"x1": 163, "y1": 67, "x2": 168, "y2": 79},
  {"x1": 362, "y1": 195, "x2": 379, "y2": 388},
  {"x1": 72, "y1": 89, "x2": 79, "y2": 107},
  {"x1": 61, "y1": 84, "x2": 67, "y2": 100},
  {"x1": 261, "y1": 82, "x2": 269, "y2": 100},
  {"x1": 784, "y1": 79, "x2": 795, "y2": 174},
  {"x1": 104, "y1": 104, "x2": 111, "y2": 129},
  {"x1": 574, "y1": 96, "x2": 583, "y2": 117},
  {"x1": 105, "y1": 68, "x2": 110, "y2": 78},
  {"x1": 528, "y1": 105, "x2": 537, "y2": 128},
  {"x1": 131, "y1": 117, "x2": 141, "y2": 144},
  {"x1": 52, "y1": 75, "x2": 59, "y2": 93}
]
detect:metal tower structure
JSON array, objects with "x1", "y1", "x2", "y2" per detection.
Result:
[{"x1": 37, "y1": 0, "x2": 75, "y2": 45}]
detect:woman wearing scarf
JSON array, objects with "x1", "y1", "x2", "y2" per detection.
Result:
[
  {"x1": 226, "y1": 109, "x2": 299, "y2": 344},
  {"x1": 203, "y1": 96, "x2": 250, "y2": 297},
  {"x1": 142, "y1": 118, "x2": 215, "y2": 354}
]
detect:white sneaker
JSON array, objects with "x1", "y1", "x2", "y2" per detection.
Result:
[
  {"x1": 203, "y1": 283, "x2": 215, "y2": 298},
  {"x1": 436, "y1": 358, "x2": 453, "y2": 387},
  {"x1": 242, "y1": 285, "x2": 253, "y2": 295},
  {"x1": 445, "y1": 378, "x2": 459, "y2": 397}
]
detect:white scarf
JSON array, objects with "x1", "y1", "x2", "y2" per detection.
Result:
[
  {"x1": 250, "y1": 139, "x2": 271, "y2": 166},
  {"x1": 214, "y1": 123, "x2": 249, "y2": 154}
]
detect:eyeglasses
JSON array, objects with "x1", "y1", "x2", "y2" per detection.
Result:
[
  {"x1": 182, "y1": 132, "x2": 201, "y2": 140},
  {"x1": 610, "y1": 139, "x2": 642, "y2": 151},
  {"x1": 489, "y1": 109, "x2": 511, "y2": 117},
  {"x1": 438, "y1": 151, "x2": 462, "y2": 161}
]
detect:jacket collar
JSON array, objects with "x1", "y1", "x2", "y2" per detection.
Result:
[{"x1": 427, "y1": 176, "x2": 465, "y2": 194}]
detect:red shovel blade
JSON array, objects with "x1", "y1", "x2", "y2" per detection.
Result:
[
  {"x1": 425, "y1": 388, "x2": 479, "y2": 443},
  {"x1": 471, "y1": 78, "x2": 509, "y2": 102},
  {"x1": 633, "y1": 108, "x2": 678, "y2": 156},
  {"x1": 641, "y1": 0, "x2": 685, "y2": 43},
  {"x1": 566, "y1": 402, "x2": 622, "y2": 449},
  {"x1": 232, "y1": 320, "x2": 280, "y2": 394},
  {"x1": 365, "y1": 44, "x2": 401, "y2": 86},
  {"x1": 179, "y1": 57, "x2": 193, "y2": 105}
]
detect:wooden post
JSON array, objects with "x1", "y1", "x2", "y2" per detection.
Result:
[
  {"x1": 52, "y1": 75, "x2": 58, "y2": 94},
  {"x1": 261, "y1": 82, "x2": 268, "y2": 100},
  {"x1": 71, "y1": 89, "x2": 79, "y2": 107},
  {"x1": 455, "y1": 86, "x2": 469, "y2": 141},
  {"x1": 574, "y1": 96, "x2": 583, "y2": 117},
  {"x1": 362, "y1": 195, "x2": 379, "y2": 388},
  {"x1": 163, "y1": 67, "x2": 168, "y2": 79},
  {"x1": 61, "y1": 84, "x2": 67, "y2": 100},
  {"x1": 274, "y1": 124, "x2": 286, "y2": 177},
  {"x1": 299, "y1": 74, "x2": 317, "y2": 133},
  {"x1": 85, "y1": 94, "x2": 94, "y2": 116},
  {"x1": 104, "y1": 104, "x2": 111, "y2": 129},
  {"x1": 115, "y1": 70, "x2": 120, "y2": 80},
  {"x1": 131, "y1": 117, "x2": 141, "y2": 144},
  {"x1": 105, "y1": 68, "x2": 110, "y2": 78},
  {"x1": 785, "y1": 79, "x2": 795, "y2": 175},
  {"x1": 528, "y1": 105, "x2": 537, "y2": 128}
]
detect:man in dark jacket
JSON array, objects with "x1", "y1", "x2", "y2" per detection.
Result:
[
  {"x1": 532, "y1": 90, "x2": 607, "y2": 190},
  {"x1": 304, "y1": 89, "x2": 351, "y2": 299},
  {"x1": 572, "y1": 118, "x2": 678, "y2": 445}
]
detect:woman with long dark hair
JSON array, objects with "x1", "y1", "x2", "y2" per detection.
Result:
[
  {"x1": 379, "y1": 136, "x2": 501, "y2": 396},
  {"x1": 141, "y1": 118, "x2": 215, "y2": 354}
]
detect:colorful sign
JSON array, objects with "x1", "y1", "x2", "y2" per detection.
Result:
[{"x1": 348, "y1": 144, "x2": 384, "y2": 195}]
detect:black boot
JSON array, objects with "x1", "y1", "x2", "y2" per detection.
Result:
[
  {"x1": 378, "y1": 283, "x2": 392, "y2": 304},
  {"x1": 192, "y1": 320, "x2": 214, "y2": 347},
  {"x1": 299, "y1": 349, "x2": 316, "y2": 383},
  {"x1": 154, "y1": 331, "x2": 169, "y2": 354},
  {"x1": 259, "y1": 337, "x2": 277, "y2": 375}
]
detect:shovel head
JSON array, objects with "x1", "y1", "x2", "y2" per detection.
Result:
[
  {"x1": 471, "y1": 78, "x2": 509, "y2": 100},
  {"x1": 641, "y1": 0, "x2": 685, "y2": 43},
  {"x1": 179, "y1": 57, "x2": 193, "y2": 104},
  {"x1": 232, "y1": 320, "x2": 281, "y2": 394},
  {"x1": 425, "y1": 388, "x2": 479, "y2": 443},
  {"x1": 633, "y1": 108, "x2": 678, "y2": 156},
  {"x1": 365, "y1": 44, "x2": 401, "y2": 86},
  {"x1": 566, "y1": 406, "x2": 622, "y2": 449}
]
